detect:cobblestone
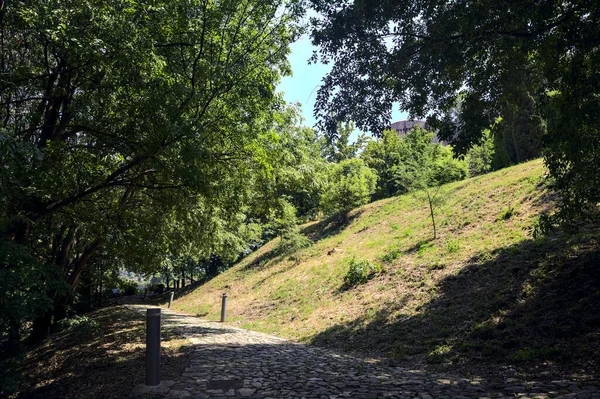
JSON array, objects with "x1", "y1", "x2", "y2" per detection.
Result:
[{"x1": 128, "y1": 305, "x2": 598, "y2": 398}]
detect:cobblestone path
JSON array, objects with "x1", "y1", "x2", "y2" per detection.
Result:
[{"x1": 128, "y1": 305, "x2": 598, "y2": 399}]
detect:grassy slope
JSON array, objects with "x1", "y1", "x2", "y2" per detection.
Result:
[{"x1": 171, "y1": 159, "x2": 600, "y2": 381}]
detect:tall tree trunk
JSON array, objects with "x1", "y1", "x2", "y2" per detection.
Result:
[
  {"x1": 29, "y1": 309, "x2": 53, "y2": 342},
  {"x1": 426, "y1": 190, "x2": 437, "y2": 240},
  {"x1": 98, "y1": 262, "x2": 103, "y2": 307},
  {"x1": 2, "y1": 220, "x2": 32, "y2": 348},
  {"x1": 30, "y1": 238, "x2": 102, "y2": 340}
]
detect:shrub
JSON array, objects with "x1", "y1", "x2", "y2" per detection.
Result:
[
  {"x1": 275, "y1": 230, "x2": 312, "y2": 256},
  {"x1": 320, "y1": 159, "x2": 378, "y2": 218},
  {"x1": 500, "y1": 206, "x2": 516, "y2": 220},
  {"x1": 57, "y1": 315, "x2": 101, "y2": 337},
  {"x1": 380, "y1": 247, "x2": 401, "y2": 263},
  {"x1": 446, "y1": 239, "x2": 460, "y2": 253},
  {"x1": 118, "y1": 278, "x2": 138, "y2": 296},
  {"x1": 343, "y1": 258, "x2": 382, "y2": 287}
]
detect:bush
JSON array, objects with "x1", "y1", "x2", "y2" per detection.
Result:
[
  {"x1": 320, "y1": 159, "x2": 378, "y2": 218},
  {"x1": 343, "y1": 258, "x2": 382, "y2": 287},
  {"x1": 118, "y1": 278, "x2": 138, "y2": 296},
  {"x1": 275, "y1": 230, "x2": 312, "y2": 256},
  {"x1": 151, "y1": 283, "x2": 166, "y2": 294},
  {"x1": 57, "y1": 315, "x2": 101, "y2": 337}
]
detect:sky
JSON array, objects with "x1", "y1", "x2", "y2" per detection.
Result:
[{"x1": 277, "y1": 34, "x2": 408, "y2": 137}]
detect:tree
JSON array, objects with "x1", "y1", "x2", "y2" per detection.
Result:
[
  {"x1": 320, "y1": 158, "x2": 377, "y2": 219},
  {"x1": 360, "y1": 129, "x2": 404, "y2": 199},
  {"x1": 362, "y1": 127, "x2": 468, "y2": 200},
  {"x1": 467, "y1": 129, "x2": 495, "y2": 177},
  {"x1": 309, "y1": 0, "x2": 600, "y2": 222},
  {"x1": 376, "y1": 127, "x2": 468, "y2": 239},
  {"x1": 250, "y1": 104, "x2": 326, "y2": 229},
  {"x1": 0, "y1": 0, "x2": 302, "y2": 364},
  {"x1": 320, "y1": 121, "x2": 368, "y2": 163}
]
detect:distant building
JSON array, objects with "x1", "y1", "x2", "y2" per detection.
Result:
[
  {"x1": 389, "y1": 119, "x2": 444, "y2": 144},
  {"x1": 390, "y1": 120, "x2": 428, "y2": 136}
]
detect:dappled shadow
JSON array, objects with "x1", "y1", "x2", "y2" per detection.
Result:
[
  {"x1": 17, "y1": 306, "x2": 193, "y2": 399},
  {"x1": 18, "y1": 304, "x2": 598, "y2": 398},
  {"x1": 173, "y1": 280, "x2": 205, "y2": 299},
  {"x1": 19, "y1": 338, "x2": 548, "y2": 398},
  {"x1": 302, "y1": 211, "x2": 362, "y2": 243},
  {"x1": 242, "y1": 244, "x2": 289, "y2": 272},
  {"x1": 310, "y1": 224, "x2": 600, "y2": 381},
  {"x1": 402, "y1": 238, "x2": 435, "y2": 255}
]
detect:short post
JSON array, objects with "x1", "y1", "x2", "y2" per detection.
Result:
[
  {"x1": 146, "y1": 308, "x2": 161, "y2": 386},
  {"x1": 220, "y1": 293, "x2": 228, "y2": 322},
  {"x1": 168, "y1": 291, "x2": 174, "y2": 308}
]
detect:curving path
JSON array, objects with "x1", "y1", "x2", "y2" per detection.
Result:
[{"x1": 127, "y1": 305, "x2": 598, "y2": 399}]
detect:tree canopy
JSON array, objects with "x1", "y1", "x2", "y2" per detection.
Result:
[
  {"x1": 0, "y1": 0, "x2": 303, "y2": 360},
  {"x1": 309, "y1": 0, "x2": 600, "y2": 221}
]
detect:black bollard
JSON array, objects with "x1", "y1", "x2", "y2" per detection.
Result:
[
  {"x1": 168, "y1": 291, "x2": 174, "y2": 308},
  {"x1": 146, "y1": 308, "x2": 161, "y2": 386},
  {"x1": 220, "y1": 293, "x2": 228, "y2": 322}
]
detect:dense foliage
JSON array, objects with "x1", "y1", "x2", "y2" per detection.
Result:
[
  {"x1": 320, "y1": 158, "x2": 378, "y2": 219},
  {"x1": 309, "y1": 0, "x2": 600, "y2": 222},
  {"x1": 0, "y1": 0, "x2": 303, "y2": 389},
  {"x1": 362, "y1": 127, "x2": 468, "y2": 200}
]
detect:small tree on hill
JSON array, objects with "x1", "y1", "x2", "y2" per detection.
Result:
[{"x1": 392, "y1": 127, "x2": 468, "y2": 239}]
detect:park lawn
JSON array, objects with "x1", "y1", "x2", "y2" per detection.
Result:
[
  {"x1": 169, "y1": 158, "x2": 600, "y2": 381},
  {"x1": 14, "y1": 306, "x2": 193, "y2": 399}
]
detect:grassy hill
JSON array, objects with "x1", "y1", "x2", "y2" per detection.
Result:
[{"x1": 169, "y1": 159, "x2": 599, "y2": 381}]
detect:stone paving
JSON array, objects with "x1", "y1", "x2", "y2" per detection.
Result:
[{"x1": 128, "y1": 305, "x2": 599, "y2": 399}]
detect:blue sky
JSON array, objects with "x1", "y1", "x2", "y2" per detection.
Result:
[{"x1": 277, "y1": 34, "x2": 408, "y2": 136}]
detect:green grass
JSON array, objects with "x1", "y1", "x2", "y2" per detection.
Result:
[{"x1": 169, "y1": 159, "x2": 600, "y2": 380}]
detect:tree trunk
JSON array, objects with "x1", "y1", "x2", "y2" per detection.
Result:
[
  {"x1": 52, "y1": 295, "x2": 69, "y2": 326},
  {"x1": 427, "y1": 190, "x2": 437, "y2": 239},
  {"x1": 98, "y1": 262, "x2": 103, "y2": 307},
  {"x1": 29, "y1": 309, "x2": 53, "y2": 342},
  {"x1": 30, "y1": 238, "x2": 102, "y2": 341}
]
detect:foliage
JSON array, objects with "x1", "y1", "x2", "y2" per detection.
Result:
[
  {"x1": 467, "y1": 129, "x2": 495, "y2": 176},
  {"x1": 275, "y1": 229, "x2": 313, "y2": 257},
  {"x1": 362, "y1": 127, "x2": 467, "y2": 239},
  {"x1": 56, "y1": 315, "x2": 101, "y2": 337},
  {"x1": 250, "y1": 105, "x2": 326, "y2": 239},
  {"x1": 0, "y1": 0, "x2": 303, "y2": 361},
  {"x1": 117, "y1": 279, "x2": 139, "y2": 296},
  {"x1": 309, "y1": 0, "x2": 600, "y2": 222},
  {"x1": 343, "y1": 257, "x2": 382, "y2": 287},
  {"x1": 320, "y1": 121, "x2": 368, "y2": 163},
  {"x1": 320, "y1": 159, "x2": 378, "y2": 218},
  {"x1": 362, "y1": 127, "x2": 468, "y2": 200},
  {"x1": 397, "y1": 126, "x2": 468, "y2": 239}
]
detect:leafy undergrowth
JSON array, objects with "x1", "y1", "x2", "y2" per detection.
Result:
[
  {"x1": 168, "y1": 159, "x2": 600, "y2": 382},
  {"x1": 14, "y1": 306, "x2": 194, "y2": 399}
]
